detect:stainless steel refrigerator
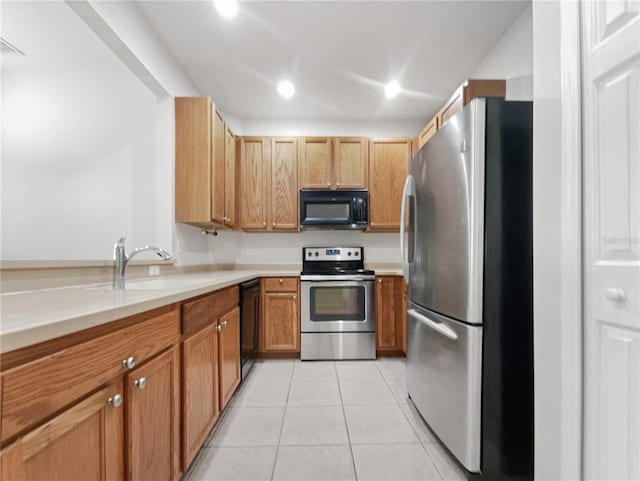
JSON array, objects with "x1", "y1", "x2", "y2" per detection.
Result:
[{"x1": 401, "y1": 98, "x2": 533, "y2": 481}]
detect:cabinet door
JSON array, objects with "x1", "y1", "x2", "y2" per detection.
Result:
[
  {"x1": 270, "y1": 138, "x2": 298, "y2": 231},
  {"x1": 182, "y1": 324, "x2": 219, "y2": 470},
  {"x1": 175, "y1": 97, "x2": 212, "y2": 224},
  {"x1": 376, "y1": 276, "x2": 398, "y2": 352},
  {"x1": 368, "y1": 139, "x2": 410, "y2": 231},
  {"x1": 299, "y1": 138, "x2": 332, "y2": 189},
  {"x1": 418, "y1": 117, "x2": 438, "y2": 148},
  {"x1": 127, "y1": 347, "x2": 180, "y2": 481},
  {"x1": 263, "y1": 292, "x2": 299, "y2": 352},
  {"x1": 438, "y1": 86, "x2": 463, "y2": 127},
  {"x1": 0, "y1": 381, "x2": 124, "y2": 481},
  {"x1": 240, "y1": 137, "x2": 269, "y2": 231},
  {"x1": 218, "y1": 307, "x2": 241, "y2": 410},
  {"x1": 211, "y1": 110, "x2": 226, "y2": 225},
  {"x1": 334, "y1": 138, "x2": 368, "y2": 189},
  {"x1": 224, "y1": 126, "x2": 237, "y2": 227}
]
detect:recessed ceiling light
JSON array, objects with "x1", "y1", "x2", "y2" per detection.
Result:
[
  {"x1": 277, "y1": 80, "x2": 295, "y2": 98},
  {"x1": 214, "y1": 0, "x2": 239, "y2": 19},
  {"x1": 384, "y1": 80, "x2": 402, "y2": 99}
]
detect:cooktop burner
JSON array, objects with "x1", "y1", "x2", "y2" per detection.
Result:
[{"x1": 301, "y1": 247, "x2": 372, "y2": 276}]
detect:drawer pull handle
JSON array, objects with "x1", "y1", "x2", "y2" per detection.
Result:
[
  {"x1": 107, "y1": 394, "x2": 123, "y2": 407},
  {"x1": 134, "y1": 377, "x2": 147, "y2": 389},
  {"x1": 122, "y1": 356, "x2": 136, "y2": 369}
]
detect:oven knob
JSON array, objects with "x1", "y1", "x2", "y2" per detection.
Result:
[
  {"x1": 315, "y1": 252, "x2": 319, "y2": 257},
  {"x1": 355, "y1": 251, "x2": 359, "y2": 257},
  {"x1": 307, "y1": 252, "x2": 312, "y2": 257},
  {"x1": 347, "y1": 252, "x2": 351, "y2": 256}
]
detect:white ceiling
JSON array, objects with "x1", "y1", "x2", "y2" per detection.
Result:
[{"x1": 136, "y1": 1, "x2": 529, "y2": 122}]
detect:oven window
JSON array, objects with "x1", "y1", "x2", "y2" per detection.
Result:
[
  {"x1": 309, "y1": 286, "x2": 365, "y2": 322},
  {"x1": 306, "y1": 203, "x2": 349, "y2": 221}
]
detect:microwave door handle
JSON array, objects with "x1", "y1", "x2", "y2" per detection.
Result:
[{"x1": 400, "y1": 176, "x2": 415, "y2": 281}]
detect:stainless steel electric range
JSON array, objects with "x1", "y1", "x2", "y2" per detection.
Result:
[{"x1": 300, "y1": 246, "x2": 376, "y2": 360}]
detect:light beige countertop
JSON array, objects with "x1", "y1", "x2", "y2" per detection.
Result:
[{"x1": 0, "y1": 269, "x2": 299, "y2": 354}]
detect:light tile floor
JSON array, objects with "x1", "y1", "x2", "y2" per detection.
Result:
[{"x1": 185, "y1": 358, "x2": 467, "y2": 481}]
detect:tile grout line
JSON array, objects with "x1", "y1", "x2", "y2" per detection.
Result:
[
  {"x1": 269, "y1": 361, "x2": 295, "y2": 481},
  {"x1": 335, "y1": 362, "x2": 359, "y2": 481},
  {"x1": 375, "y1": 361, "x2": 445, "y2": 481}
]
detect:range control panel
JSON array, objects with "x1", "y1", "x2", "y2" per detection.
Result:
[{"x1": 303, "y1": 246, "x2": 363, "y2": 262}]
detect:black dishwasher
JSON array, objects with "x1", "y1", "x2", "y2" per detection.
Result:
[{"x1": 240, "y1": 279, "x2": 260, "y2": 380}]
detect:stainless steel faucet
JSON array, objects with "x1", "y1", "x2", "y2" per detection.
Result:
[{"x1": 113, "y1": 237, "x2": 172, "y2": 289}]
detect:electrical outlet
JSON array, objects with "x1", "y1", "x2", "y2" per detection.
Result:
[{"x1": 149, "y1": 265, "x2": 160, "y2": 277}]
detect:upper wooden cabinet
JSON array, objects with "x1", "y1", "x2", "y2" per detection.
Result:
[
  {"x1": 240, "y1": 137, "x2": 269, "y2": 231},
  {"x1": 415, "y1": 79, "x2": 506, "y2": 151},
  {"x1": 368, "y1": 138, "x2": 411, "y2": 232},
  {"x1": 240, "y1": 137, "x2": 299, "y2": 232},
  {"x1": 175, "y1": 97, "x2": 237, "y2": 229},
  {"x1": 299, "y1": 138, "x2": 332, "y2": 188},
  {"x1": 298, "y1": 137, "x2": 368, "y2": 190},
  {"x1": 417, "y1": 116, "x2": 439, "y2": 150}
]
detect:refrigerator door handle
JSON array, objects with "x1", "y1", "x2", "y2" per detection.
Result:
[
  {"x1": 408, "y1": 309, "x2": 459, "y2": 341},
  {"x1": 400, "y1": 175, "x2": 416, "y2": 281}
]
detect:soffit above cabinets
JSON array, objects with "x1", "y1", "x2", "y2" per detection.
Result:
[{"x1": 135, "y1": 1, "x2": 530, "y2": 122}]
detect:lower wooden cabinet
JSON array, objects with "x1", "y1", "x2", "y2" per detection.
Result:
[
  {"x1": 218, "y1": 306, "x2": 241, "y2": 410},
  {"x1": 260, "y1": 278, "x2": 300, "y2": 354},
  {"x1": 375, "y1": 275, "x2": 407, "y2": 355},
  {"x1": 181, "y1": 324, "x2": 219, "y2": 470},
  {"x1": 0, "y1": 380, "x2": 125, "y2": 481},
  {"x1": 126, "y1": 346, "x2": 180, "y2": 481}
]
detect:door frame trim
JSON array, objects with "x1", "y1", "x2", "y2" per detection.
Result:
[{"x1": 533, "y1": 1, "x2": 583, "y2": 479}]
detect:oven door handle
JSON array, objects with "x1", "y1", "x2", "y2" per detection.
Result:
[
  {"x1": 301, "y1": 280, "x2": 373, "y2": 287},
  {"x1": 408, "y1": 309, "x2": 458, "y2": 341}
]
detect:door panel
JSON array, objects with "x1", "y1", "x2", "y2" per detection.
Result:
[
  {"x1": 583, "y1": 3, "x2": 640, "y2": 479},
  {"x1": 240, "y1": 138, "x2": 268, "y2": 230},
  {"x1": 219, "y1": 307, "x2": 240, "y2": 410},
  {"x1": 1, "y1": 381, "x2": 124, "y2": 481},
  {"x1": 263, "y1": 292, "x2": 299, "y2": 351},
  {"x1": 406, "y1": 304, "x2": 482, "y2": 472},
  {"x1": 375, "y1": 277, "x2": 397, "y2": 350},
  {"x1": 299, "y1": 138, "x2": 331, "y2": 189},
  {"x1": 409, "y1": 101, "x2": 485, "y2": 324},
  {"x1": 270, "y1": 138, "x2": 298, "y2": 230},
  {"x1": 127, "y1": 347, "x2": 180, "y2": 481},
  {"x1": 334, "y1": 138, "x2": 368, "y2": 189},
  {"x1": 182, "y1": 324, "x2": 219, "y2": 470}
]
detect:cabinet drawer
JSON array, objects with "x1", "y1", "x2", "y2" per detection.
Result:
[
  {"x1": 1, "y1": 307, "x2": 180, "y2": 442},
  {"x1": 182, "y1": 285, "x2": 239, "y2": 336},
  {"x1": 264, "y1": 277, "x2": 298, "y2": 292}
]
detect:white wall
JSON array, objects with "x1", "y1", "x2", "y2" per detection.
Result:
[
  {"x1": 210, "y1": 230, "x2": 399, "y2": 266},
  {"x1": 1, "y1": 2, "x2": 162, "y2": 260},
  {"x1": 471, "y1": 5, "x2": 533, "y2": 100}
]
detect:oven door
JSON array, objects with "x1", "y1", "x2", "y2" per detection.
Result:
[{"x1": 301, "y1": 280, "x2": 375, "y2": 333}]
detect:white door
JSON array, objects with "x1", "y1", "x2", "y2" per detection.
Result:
[{"x1": 582, "y1": 1, "x2": 640, "y2": 480}]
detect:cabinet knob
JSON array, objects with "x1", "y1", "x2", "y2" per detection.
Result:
[
  {"x1": 133, "y1": 377, "x2": 147, "y2": 389},
  {"x1": 336, "y1": 182, "x2": 341, "y2": 187},
  {"x1": 605, "y1": 288, "x2": 626, "y2": 303},
  {"x1": 107, "y1": 394, "x2": 123, "y2": 407},
  {"x1": 262, "y1": 222, "x2": 266, "y2": 227},
  {"x1": 279, "y1": 278, "x2": 284, "y2": 284},
  {"x1": 216, "y1": 324, "x2": 222, "y2": 332},
  {"x1": 272, "y1": 222, "x2": 276, "y2": 228},
  {"x1": 378, "y1": 279, "x2": 382, "y2": 284},
  {"x1": 122, "y1": 356, "x2": 136, "y2": 369},
  {"x1": 223, "y1": 320, "x2": 228, "y2": 327},
  {"x1": 326, "y1": 182, "x2": 330, "y2": 186},
  {"x1": 293, "y1": 295, "x2": 296, "y2": 300}
]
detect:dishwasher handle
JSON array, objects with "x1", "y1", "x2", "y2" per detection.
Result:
[{"x1": 408, "y1": 309, "x2": 458, "y2": 341}]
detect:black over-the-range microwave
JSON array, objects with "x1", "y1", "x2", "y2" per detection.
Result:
[{"x1": 299, "y1": 189, "x2": 369, "y2": 230}]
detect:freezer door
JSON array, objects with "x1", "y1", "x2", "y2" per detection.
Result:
[
  {"x1": 408, "y1": 99, "x2": 485, "y2": 324},
  {"x1": 406, "y1": 303, "x2": 482, "y2": 472}
]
